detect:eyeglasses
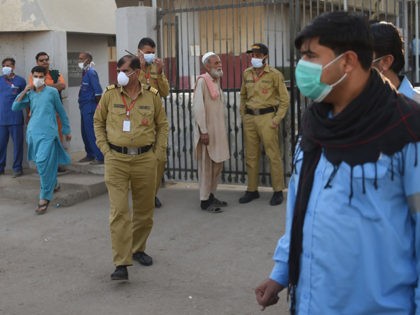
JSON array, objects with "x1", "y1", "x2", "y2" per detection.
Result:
[{"x1": 38, "y1": 58, "x2": 49, "y2": 62}]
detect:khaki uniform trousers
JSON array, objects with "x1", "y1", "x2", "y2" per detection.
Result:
[
  {"x1": 155, "y1": 159, "x2": 166, "y2": 195},
  {"x1": 104, "y1": 149, "x2": 157, "y2": 266},
  {"x1": 243, "y1": 112, "x2": 285, "y2": 192},
  {"x1": 197, "y1": 145, "x2": 223, "y2": 201}
]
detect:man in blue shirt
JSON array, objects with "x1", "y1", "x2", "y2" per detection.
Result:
[
  {"x1": 0, "y1": 57, "x2": 26, "y2": 177},
  {"x1": 78, "y1": 52, "x2": 103, "y2": 164},
  {"x1": 255, "y1": 12, "x2": 420, "y2": 314},
  {"x1": 371, "y1": 21, "x2": 420, "y2": 103}
]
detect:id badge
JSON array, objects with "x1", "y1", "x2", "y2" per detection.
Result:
[{"x1": 123, "y1": 119, "x2": 131, "y2": 132}]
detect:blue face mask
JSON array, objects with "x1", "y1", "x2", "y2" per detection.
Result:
[
  {"x1": 144, "y1": 53, "x2": 155, "y2": 64},
  {"x1": 295, "y1": 53, "x2": 347, "y2": 102}
]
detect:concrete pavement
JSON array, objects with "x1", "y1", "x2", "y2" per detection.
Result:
[{"x1": 0, "y1": 180, "x2": 290, "y2": 315}]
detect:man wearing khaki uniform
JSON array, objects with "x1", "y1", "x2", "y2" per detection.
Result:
[
  {"x1": 193, "y1": 52, "x2": 230, "y2": 213},
  {"x1": 94, "y1": 55, "x2": 168, "y2": 281},
  {"x1": 239, "y1": 43, "x2": 290, "y2": 206},
  {"x1": 137, "y1": 37, "x2": 170, "y2": 209}
]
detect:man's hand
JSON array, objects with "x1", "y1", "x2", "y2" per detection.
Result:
[
  {"x1": 154, "y1": 57, "x2": 164, "y2": 74},
  {"x1": 255, "y1": 278, "x2": 284, "y2": 310},
  {"x1": 199, "y1": 133, "x2": 209, "y2": 145},
  {"x1": 65, "y1": 134, "x2": 72, "y2": 142},
  {"x1": 24, "y1": 84, "x2": 34, "y2": 93},
  {"x1": 271, "y1": 119, "x2": 279, "y2": 129}
]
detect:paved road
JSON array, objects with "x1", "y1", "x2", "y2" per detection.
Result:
[{"x1": 0, "y1": 183, "x2": 289, "y2": 315}]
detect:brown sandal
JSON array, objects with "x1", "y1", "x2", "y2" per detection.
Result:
[{"x1": 35, "y1": 200, "x2": 50, "y2": 215}]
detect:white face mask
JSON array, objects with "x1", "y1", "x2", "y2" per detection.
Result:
[
  {"x1": 143, "y1": 53, "x2": 155, "y2": 64},
  {"x1": 78, "y1": 62, "x2": 85, "y2": 70},
  {"x1": 33, "y1": 78, "x2": 45, "y2": 89},
  {"x1": 251, "y1": 58, "x2": 264, "y2": 68},
  {"x1": 2, "y1": 66, "x2": 12, "y2": 76},
  {"x1": 117, "y1": 71, "x2": 134, "y2": 86}
]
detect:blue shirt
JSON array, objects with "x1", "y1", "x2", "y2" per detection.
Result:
[
  {"x1": 399, "y1": 76, "x2": 420, "y2": 103},
  {"x1": 270, "y1": 143, "x2": 420, "y2": 314},
  {"x1": 78, "y1": 66, "x2": 102, "y2": 106},
  {"x1": 0, "y1": 74, "x2": 26, "y2": 125}
]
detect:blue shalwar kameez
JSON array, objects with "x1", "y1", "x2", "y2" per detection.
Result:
[
  {"x1": 78, "y1": 66, "x2": 103, "y2": 161},
  {"x1": 0, "y1": 74, "x2": 26, "y2": 173},
  {"x1": 12, "y1": 86, "x2": 71, "y2": 201}
]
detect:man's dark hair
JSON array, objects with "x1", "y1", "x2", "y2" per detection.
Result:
[
  {"x1": 2, "y1": 57, "x2": 15, "y2": 66},
  {"x1": 35, "y1": 52, "x2": 49, "y2": 61},
  {"x1": 31, "y1": 66, "x2": 47, "y2": 74},
  {"x1": 80, "y1": 52, "x2": 93, "y2": 62},
  {"x1": 370, "y1": 21, "x2": 405, "y2": 73},
  {"x1": 295, "y1": 11, "x2": 373, "y2": 70},
  {"x1": 117, "y1": 55, "x2": 140, "y2": 70},
  {"x1": 138, "y1": 37, "x2": 156, "y2": 49}
]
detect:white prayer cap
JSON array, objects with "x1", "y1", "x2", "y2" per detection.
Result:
[{"x1": 202, "y1": 52, "x2": 217, "y2": 64}]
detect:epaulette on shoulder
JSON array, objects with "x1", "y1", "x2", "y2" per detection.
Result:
[
  {"x1": 105, "y1": 84, "x2": 118, "y2": 91},
  {"x1": 147, "y1": 86, "x2": 159, "y2": 95}
]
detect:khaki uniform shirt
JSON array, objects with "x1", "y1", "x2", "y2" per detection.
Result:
[
  {"x1": 240, "y1": 64, "x2": 290, "y2": 124},
  {"x1": 193, "y1": 76, "x2": 230, "y2": 163},
  {"x1": 139, "y1": 63, "x2": 170, "y2": 98},
  {"x1": 94, "y1": 83, "x2": 169, "y2": 158}
]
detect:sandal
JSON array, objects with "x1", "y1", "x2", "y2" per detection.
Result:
[
  {"x1": 35, "y1": 200, "x2": 50, "y2": 215},
  {"x1": 54, "y1": 183, "x2": 61, "y2": 192}
]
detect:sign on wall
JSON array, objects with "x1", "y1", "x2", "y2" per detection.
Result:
[{"x1": 67, "y1": 52, "x2": 82, "y2": 87}]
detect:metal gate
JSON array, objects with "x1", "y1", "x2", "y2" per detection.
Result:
[{"x1": 155, "y1": 0, "x2": 418, "y2": 185}]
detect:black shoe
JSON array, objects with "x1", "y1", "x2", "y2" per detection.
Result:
[
  {"x1": 90, "y1": 159, "x2": 104, "y2": 165},
  {"x1": 78, "y1": 156, "x2": 95, "y2": 163},
  {"x1": 110, "y1": 265, "x2": 128, "y2": 280},
  {"x1": 238, "y1": 191, "x2": 259, "y2": 204},
  {"x1": 57, "y1": 166, "x2": 66, "y2": 173},
  {"x1": 155, "y1": 196, "x2": 162, "y2": 208},
  {"x1": 12, "y1": 170, "x2": 23, "y2": 178},
  {"x1": 209, "y1": 193, "x2": 227, "y2": 207},
  {"x1": 270, "y1": 191, "x2": 284, "y2": 206},
  {"x1": 133, "y1": 252, "x2": 153, "y2": 266}
]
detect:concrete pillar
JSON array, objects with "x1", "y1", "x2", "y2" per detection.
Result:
[{"x1": 115, "y1": 6, "x2": 157, "y2": 60}]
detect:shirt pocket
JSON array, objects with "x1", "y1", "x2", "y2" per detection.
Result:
[
  {"x1": 109, "y1": 105, "x2": 126, "y2": 126},
  {"x1": 134, "y1": 106, "x2": 154, "y2": 128}
]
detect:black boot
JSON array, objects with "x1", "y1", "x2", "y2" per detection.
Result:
[
  {"x1": 155, "y1": 196, "x2": 162, "y2": 208},
  {"x1": 110, "y1": 265, "x2": 128, "y2": 280},
  {"x1": 270, "y1": 191, "x2": 284, "y2": 206},
  {"x1": 238, "y1": 191, "x2": 260, "y2": 204}
]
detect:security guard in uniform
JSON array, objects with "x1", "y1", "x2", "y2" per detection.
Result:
[
  {"x1": 94, "y1": 55, "x2": 169, "y2": 281},
  {"x1": 239, "y1": 43, "x2": 290, "y2": 206},
  {"x1": 137, "y1": 37, "x2": 170, "y2": 208}
]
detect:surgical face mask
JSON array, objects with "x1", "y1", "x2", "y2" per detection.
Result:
[
  {"x1": 210, "y1": 68, "x2": 223, "y2": 78},
  {"x1": 2, "y1": 66, "x2": 12, "y2": 76},
  {"x1": 117, "y1": 71, "x2": 134, "y2": 86},
  {"x1": 295, "y1": 53, "x2": 347, "y2": 102},
  {"x1": 251, "y1": 58, "x2": 264, "y2": 68},
  {"x1": 33, "y1": 78, "x2": 45, "y2": 89},
  {"x1": 78, "y1": 62, "x2": 85, "y2": 70},
  {"x1": 143, "y1": 53, "x2": 155, "y2": 64}
]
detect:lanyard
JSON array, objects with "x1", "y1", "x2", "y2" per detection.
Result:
[
  {"x1": 121, "y1": 95, "x2": 137, "y2": 117},
  {"x1": 144, "y1": 70, "x2": 151, "y2": 84}
]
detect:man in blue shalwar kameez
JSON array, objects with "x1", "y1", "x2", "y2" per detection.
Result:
[{"x1": 12, "y1": 66, "x2": 72, "y2": 215}]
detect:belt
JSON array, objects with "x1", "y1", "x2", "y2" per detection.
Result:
[
  {"x1": 109, "y1": 143, "x2": 152, "y2": 155},
  {"x1": 245, "y1": 107, "x2": 277, "y2": 115}
]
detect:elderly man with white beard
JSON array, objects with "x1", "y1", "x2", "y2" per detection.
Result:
[{"x1": 192, "y1": 52, "x2": 230, "y2": 213}]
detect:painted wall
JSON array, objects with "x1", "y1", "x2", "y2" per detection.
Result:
[{"x1": 116, "y1": 6, "x2": 157, "y2": 59}]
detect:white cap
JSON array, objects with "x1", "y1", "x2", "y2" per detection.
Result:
[{"x1": 202, "y1": 51, "x2": 217, "y2": 64}]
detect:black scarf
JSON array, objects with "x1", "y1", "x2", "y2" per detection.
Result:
[{"x1": 288, "y1": 70, "x2": 420, "y2": 313}]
